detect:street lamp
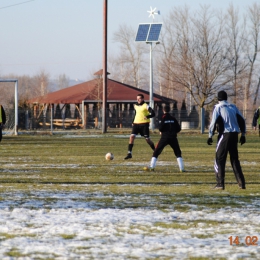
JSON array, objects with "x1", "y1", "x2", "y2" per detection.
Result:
[
  {"x1": 135, "y1": 19, "x2": 162, "y2": 131},
  {"x1": 146, "y1": 41, "x2": 160, "y2": 130}
]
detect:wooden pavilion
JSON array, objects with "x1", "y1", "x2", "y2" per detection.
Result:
[{"x1": 28, "y1": 71, "x2": 176, "y2": 129}]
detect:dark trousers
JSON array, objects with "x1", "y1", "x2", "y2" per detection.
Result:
[
  {"x1": 0, "y1": 125, "x2": 2, "y2": 142},
  {"x1": 215, "y1": 132, "x2": 245, "y2": 187},
  {"x1": 153, "y1": 134, "x2": 182, "y2": 158}
]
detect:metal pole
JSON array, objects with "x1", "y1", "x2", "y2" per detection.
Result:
[
  {"x1": 81, "y1": 100, "x2": 85, "y2": 128},
  {"x1": 102, "y1": 0, "x2": 108, "y2": 133},
  {"x1": 25, "y1": 110, "x2": 29, "y2": 130},
  {"x1": 201, "y1": 107, "x2": 205, "y2": 134},
  {"x1": 149, "y1": 42, "x2": 154, "y2": 131},
  {"x1": 50, "y1": 104, "x2": 53, "y2": 133},
  {"x1": 14, "y1": 80, "x2": 18, "y2": 135}
]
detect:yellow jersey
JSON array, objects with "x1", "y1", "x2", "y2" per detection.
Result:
[{"x1": 133, "y1": 103, "x2": 151, "y2": 124}]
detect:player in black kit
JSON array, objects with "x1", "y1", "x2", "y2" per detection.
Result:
[{"x1": 148, "y1": 104, "x2": 185, "y2": 172}]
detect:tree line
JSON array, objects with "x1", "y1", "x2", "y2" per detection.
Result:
[
  {"x1": 109, "y1": 3, "x2": 260, "y2": 119},
  {"x1": 1, "y1": 3, "x2": 260, "y2": 123},
  {"x1": 0, "y1": 71, "x2": 70, "y2": 108}
]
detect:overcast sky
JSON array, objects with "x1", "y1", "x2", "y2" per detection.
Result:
[{"x1": 0, "y1": 0, "x2": 257, "y2": 81}]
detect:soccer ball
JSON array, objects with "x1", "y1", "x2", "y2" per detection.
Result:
[{"x1": 105, "y1": 152, "x2": 114, "y2": 160}]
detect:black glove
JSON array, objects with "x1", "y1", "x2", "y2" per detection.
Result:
[
  {"x1": 207, "y1": 137, "x2": 213, "y2": 145},
  {"x1": 240, "y1": 136, "x2": 246, "y2": 145}
]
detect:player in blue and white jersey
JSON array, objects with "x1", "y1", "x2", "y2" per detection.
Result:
[{"x1": 207, "y1": 91, "x2": 246, "y2": 190}]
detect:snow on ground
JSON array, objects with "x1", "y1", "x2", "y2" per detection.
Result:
[
  {"x1": 60, "y1": 134, "x2": 137, "y2": 138},
  {"x1": 0, "y1": 186, "x2": 259, "y2": 259}
]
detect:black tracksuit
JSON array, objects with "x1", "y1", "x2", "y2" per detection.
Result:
[
  {"x1": 0, "y1": 105, "x2": 6, "y2": 142},
  {"x1": 152, "y1": 113, "x2": 182, "y2": 158},
  {"x1": 252, "y1": 107, "x2": 259, "y2": 128},
  {"x1": 209, "y1": 101, "x2": 246, "y2": 189}
]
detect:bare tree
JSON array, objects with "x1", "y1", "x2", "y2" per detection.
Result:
[
  {"x1": 244, "y1": 3, "x2": 260, "y2": 115},
  {"x1": 158, "y1": 6, "x2": 189, "y2": 104},
  {"x1": 0, "y1": 80, "x2": 15, "y2": 108},
  {"x1": 17, "y1": 75, "x2": 36, "y2": 107},
  {"x1": 112, "y1": 24, "x2": 148, "y2": 88},
  {"x1": 32, "y1": 70, "x2": 50, "y2": 97},
  {"x1": 56, "y1": 74, "x2": 70, "y2": 90},
  {"x1": 0, "y1": 73, "x2": 50, "y2": 108},
  {"x1": 160, "y1": 5, "x2": 232, "y2": 110},
  {"x1": 226, "y1": 4, "x2": 248, "y2": 105}
]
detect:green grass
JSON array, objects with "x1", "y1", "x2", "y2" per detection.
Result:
[
  {"x1": 0, "y1": 131, "x2": 259, "y2": 259},
  {"x1": 0, "y1": 130, "x2": 259, "y2": 209}
]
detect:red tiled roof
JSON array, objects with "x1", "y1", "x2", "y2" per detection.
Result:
[
  {"x1": 28, "y1": 78, "x2": 175, "y2": 104},
  {"x1": 94, "y1": 69, "x2": 110, "y2": 75}
]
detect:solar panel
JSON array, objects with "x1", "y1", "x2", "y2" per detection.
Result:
[
  {"x1": 147, "y1": 23, "x2": 162, "y2": 42},
  {"x1": 135, "y1": 23, "x2": 162, "y2": 42},
  {"x1": 135, "y1": 24, "x2": 150, "y2": 41}
]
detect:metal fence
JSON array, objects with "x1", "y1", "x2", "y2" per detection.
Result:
[{"x1": 5, "y1": 107, "x2": 256, "y2": 132}]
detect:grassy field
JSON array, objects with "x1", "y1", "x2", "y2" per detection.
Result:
[
  {"x1": 0, "y1": 131, "x2": 259, "y2": 259},
  {"x1": 1, "y1": 131, "x2": 259, "y2": 192}
]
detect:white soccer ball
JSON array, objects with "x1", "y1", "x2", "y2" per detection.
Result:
[{"x1": 105, "y1": 152, "x2": 114, "y2": 160}]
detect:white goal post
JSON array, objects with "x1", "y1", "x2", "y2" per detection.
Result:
[{"x1": 0, "y1": 79, "x2": 18, "y2": 135}]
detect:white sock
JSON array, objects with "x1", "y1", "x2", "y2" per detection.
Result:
[
  {"x1": 177, "y1": 157, "x2": 184, "y2": 171},
  {"x1": 150, "y1": 157, "x2": 157, "y2": 168}
]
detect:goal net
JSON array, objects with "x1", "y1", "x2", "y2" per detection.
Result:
[
  {"x1": 0, "y1": 80, "x2": 18, "y2": 135},
  {"x1": 3, "y1": 106, "x2": 15, "y2": 135}
]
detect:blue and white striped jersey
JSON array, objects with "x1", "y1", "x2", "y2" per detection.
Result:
[{"x1": 208, "y1": 101, "x2": 246, "y2": 138}]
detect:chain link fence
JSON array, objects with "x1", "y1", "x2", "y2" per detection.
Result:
[{"x1": 6, "y1": 106, "x2": 255, "y2": 132}]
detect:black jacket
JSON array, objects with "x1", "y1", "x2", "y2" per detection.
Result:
[
  {"x1": 252, "y1": 108, "x2": 259, "y2": 127},
  {"x1": 159, "y1": 113, "x2": 181, "y2": 136},
  {"x1": 0, "y1": 105, "x2": 6, "y2": 124}
]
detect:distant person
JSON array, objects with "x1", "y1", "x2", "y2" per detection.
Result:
[
  {"x1": 124, "y1": 94, "x2": 155, "y2": 159},
  {"x1": 0, "y1": 104, "x2": 6, "y2": 142},
  {"x1": 147, "y1": 104, "x2": 185, "y2": 172},
  {"x1": 252, "y1": 106, "x2": 260, "y2": 136},
  {"x1": 207, "y1": 91, "x2": 246, "y2": 190}
]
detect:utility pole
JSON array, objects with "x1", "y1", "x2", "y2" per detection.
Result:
[{"x1": 102, "y1": 0, "x2": 108, "y2": 133}]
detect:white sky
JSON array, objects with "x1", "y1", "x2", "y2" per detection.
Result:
[{"x1": 0, "y1": 0, "x2": 257, "y2": 81}]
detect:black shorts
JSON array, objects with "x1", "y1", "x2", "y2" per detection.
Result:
[{"x1": 131, "y1": 123, "x2": 150, "y2": 138}]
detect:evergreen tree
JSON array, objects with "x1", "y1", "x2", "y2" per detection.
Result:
[
  {"x1": 171, "y1": 102, "x2": 179, "y2": 119},
  {"x1": 54, "y1": 104, "x2": 61, "y2": 119},
  {"x1": 180, "y1": 100, "x2": 188, "y2": 122},
  {"x1": 189, "y1": 105, "x2": 199, "y2": 128},
  {"x1": 65, "y1": 104, "x2": 71, "y2": 118}
]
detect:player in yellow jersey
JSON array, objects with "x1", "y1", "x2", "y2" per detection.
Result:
[{"x1": 124, "y1": 94, "x2": 155, "y2": 159}]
